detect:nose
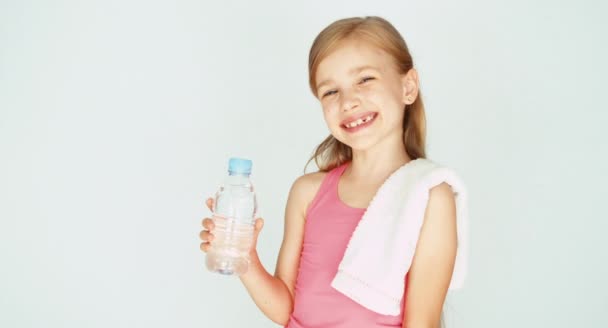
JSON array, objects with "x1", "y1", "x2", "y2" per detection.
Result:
[{"x1": 340, "y1": 88, "x2": 360, "y2": 112}]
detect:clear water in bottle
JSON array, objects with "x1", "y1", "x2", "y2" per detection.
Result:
[{"x1": 206, "y1": 157, "x2": 257, "y2": 276}]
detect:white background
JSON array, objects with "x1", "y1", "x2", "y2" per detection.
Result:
[{"x1": 1, "y1": 0, "x2": 607, "y2": 327}]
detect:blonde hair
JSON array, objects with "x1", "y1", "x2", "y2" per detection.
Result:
[{"x1": 306, "y1": 16, "x2": 427, "y2": 172}]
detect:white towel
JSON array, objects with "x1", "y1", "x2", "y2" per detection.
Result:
[{"x1": 330, "y1": 158, "x2": 468, "y2": 315}]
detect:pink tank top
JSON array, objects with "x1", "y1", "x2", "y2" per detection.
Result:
[{"x1": 285, "y1": 163, "x2": 404, "y2": 328}]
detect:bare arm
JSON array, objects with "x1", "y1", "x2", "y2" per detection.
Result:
[
  {"x1": 239, "y1": 173, "x2": 322, "y2": 325},
  {"x1": 402, "y1": 183, "x2": 458, "y2": 328}
]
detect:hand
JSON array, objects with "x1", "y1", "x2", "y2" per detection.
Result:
[{"x1": 199, "y1": 197, "x2": 265, "y2": 254}]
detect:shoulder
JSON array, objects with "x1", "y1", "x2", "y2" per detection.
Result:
[
  {"x1": 413, "y1": 158, "x2": 461, "y2": 208},
  {"x1": 292, "y1": 171, "x2": 326, "y2": 190},
  {"x1": 288, "y1": 171, "x2": 327, "y2": 214},
  {"x1": 428, "y1": 182, "x2": 455, "y2": 202},
  {"x1": 424, "y1": 182, "x2": 457, "y2": 224}
]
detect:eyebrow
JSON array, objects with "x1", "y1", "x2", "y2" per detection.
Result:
[{"x1": 316, "y1": 65, "x2": 380, "y2": 91}]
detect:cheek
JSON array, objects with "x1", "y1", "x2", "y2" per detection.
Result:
[
  {"x1": 320, "y1": 106, "x2": 333, "y2": 121},
  {"x1": 374, "y1": 87, "x2": 405, "y2": 114},
  {"x1": 320, "y1": 100, "x2": 340, "y2": 119},
  {"x1": 362, "y1": 84, "x2": 395, "y2": 105},
  {"x1": 321, "y1": 97, "x2": 339, "y2": 110},
  {"x1": 321, "y1": 109, "x2": 344, "y2": 133},
  {"x1": 322, "y1": 111, "x2": 339, "y2": 128}
]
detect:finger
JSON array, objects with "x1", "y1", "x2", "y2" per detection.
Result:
[
  {"x1": 200, "y1": 242, "x2": 211, "y2": 252},
  {"x1": 251, "y1": 218, "x2": 264, "y2": 250},
  {"x1": 199, "y1": 230, "x2": 214, "y2": 242},
  {"x1": 201, "y1": 218, "x2": 215, "y2": 230},
  {"x1": 254, "y1": 218, "x2": 264, "y2": 233},
  {"x1": 205, "y1": 197, "x2": 214, "y2": 211}
]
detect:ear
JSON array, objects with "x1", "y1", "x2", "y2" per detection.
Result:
[{"x1": 401, "y1": 68, "x2": 420, "y2": 105}]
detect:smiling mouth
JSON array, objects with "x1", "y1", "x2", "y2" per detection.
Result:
[{"x1": 342, "y1": 113, "x2": 378, "y2": 129}]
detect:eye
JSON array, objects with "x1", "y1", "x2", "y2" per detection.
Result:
[
  {"x1": 322, "y1": 90, "x2": 338, "y2": 98},
  {"x1": 360, "y1": 76, "x2": 375, "y2": 84}
]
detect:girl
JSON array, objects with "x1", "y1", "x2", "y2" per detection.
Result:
[{"x1": 200, "y1": 16, "x2": 462, "y2": 328}]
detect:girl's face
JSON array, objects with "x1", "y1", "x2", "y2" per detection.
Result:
[{"x1": 315, "y1": 39, "x2": 417, "y2": 152}]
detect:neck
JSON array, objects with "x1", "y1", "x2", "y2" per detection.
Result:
[{"x1": 344, "y1": 137, "x2": 412, "y2": 184}]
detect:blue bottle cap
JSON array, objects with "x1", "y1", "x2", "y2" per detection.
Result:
[{"x1": 228, "y1": 157, "x2": 252, "y2": 175}]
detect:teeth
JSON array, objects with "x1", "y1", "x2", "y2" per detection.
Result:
[{"x1": 346, "y1": 114, "x2": 374, "y2": 128}]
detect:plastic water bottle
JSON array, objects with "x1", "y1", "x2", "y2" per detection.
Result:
[{"x1": 206, "y1": 157, "x2": 257, "y2": 276}]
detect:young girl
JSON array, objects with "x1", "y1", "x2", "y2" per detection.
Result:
[{"x1": 200, "y1": 16, "x2": 464, "y2": 328}]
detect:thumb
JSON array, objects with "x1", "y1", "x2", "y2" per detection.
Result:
[
  {"x1": 205, "y1": 197, "x2": 214, "y2": 212},
  {"x1": 254, "y1": 218, "x2": 264, "y2": 234},
  {"x1": 252, "y1": 218, "x2": 264, "y2": 243}
]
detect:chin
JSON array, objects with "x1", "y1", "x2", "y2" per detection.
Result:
[{"x1": 336, "y1": 136, "x2": 378, "y2": 152}]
